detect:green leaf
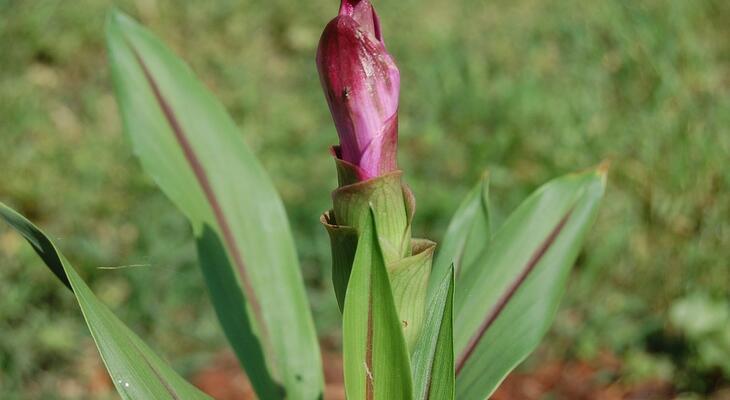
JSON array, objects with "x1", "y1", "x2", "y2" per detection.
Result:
[
  {"x1": 453, "y1": 167, "x2": 606, "y2": 399},
  {"x1": 430, "y1": 173, "x2": 491, "y2": 298},
  {"x1": 106, "y1": 10, "x2": 322, "y2": 399},
  {"x1": 0, "y1": 202, "x2": 212, "y2": 400},
  {"x1": 342, "y1": 208, "x2": 413, "y2": 400},
  {"x1": 411, "y1": 266, "x2": 454, "y2": 400},
  {"x1": 322, "y1": 212, "x2": 358, "y2": 312},
  {"x1": 332, "y1": 171, "x2": 410, "y2": 263},
  {"x1": 389, "y1": 239, "x2": 435, "y2": 351}
]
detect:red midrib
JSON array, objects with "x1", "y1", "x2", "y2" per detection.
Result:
[
  {"x1": 455, "y1": 209, "x2": 574, "y2": 375},
  {"x1": 127, "y1": 45, "x2": 269, "y2": 357}
]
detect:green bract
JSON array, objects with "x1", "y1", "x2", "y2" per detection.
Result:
[{"x1": 0, "y1": 9, "x2": 606, "y2": 400}]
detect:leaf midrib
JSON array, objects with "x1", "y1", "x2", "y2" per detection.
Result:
[
  {"x1": 454, "y1": 208, "x2": 574, "y2": 375},
  {"x1": 122, "y1": 37, "x2": 270, "y2": 355}
]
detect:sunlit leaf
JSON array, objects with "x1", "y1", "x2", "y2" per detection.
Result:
[
  {"x1": 453, "y1": 167, "x2": 606, "y2": 399},
  {"x1": 106, "y1": 10, "x2": 322, "y2": 399},
  {"x1": 388, "y1": 239, "x2": 435, "y2": 351},
  {"x1": 0, "y1": 202, "x2": 212, "y2": 400},
  {"x1": 430, "y1": 173, "x2": 491, "y2": 297},
  {"x1": 342, "y1": 208, "x2": 413, "y2": 400},
  {"x1": 412, "y1": 266, "x2": 454, "y2": 400}
]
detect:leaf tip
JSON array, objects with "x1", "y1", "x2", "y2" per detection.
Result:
[
  {"x1": 479, "y1": 169, "x2": 491, "y2": 184},
  {"x1": 366, "y1": 201, "x2": 378, "y2": 226},
  {"x1": 106, "y1": 8, "x2": 140, "y2": 41},
  {"x1": 105, "y1": 8, "x2": 132, "y2": 49},
  {"x1": 596, "y1": 160, "x2": 610, "y2": 182},
  {"x1": 107, "y1": 7, "x2": 131, "y2": 24},
  {"x1": 106, "y1": 8, "x2": 124, "y2": 30},
  {"x1": 588, "y1": 161, "x2": 610, "y2": 195}
]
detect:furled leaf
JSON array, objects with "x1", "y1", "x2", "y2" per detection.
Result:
[
  {"x1": 0, "y1": 202, "x2": 212, "y2": 400},
  {"x1": 429, "y1": 173, "x2": 491, "y2": 298},
  {"x1": 454, "y1": 167, "x2": 606, "y2": 399},
  {"x1": 411, "y1": 266, "x2": 454, "y2": 400},
  {"x1": 332, "y1": 171, "x2": 411, "y2": 264},
  {"x1": 342, "y1": 208, "x2": 413, "y2": 400},
  {"x1": 106, "y1": 10, "x2": 322, "y2": 399}
]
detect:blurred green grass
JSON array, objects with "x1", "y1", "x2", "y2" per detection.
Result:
[{"x1": 0, "y1": 0, "x2": 728, "y2": 398}]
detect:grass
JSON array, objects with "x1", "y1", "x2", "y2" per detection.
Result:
[{"x1": 1, "y1": 0, "x2": 729, "y2": 397}]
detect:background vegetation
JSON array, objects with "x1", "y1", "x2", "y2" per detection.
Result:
[{"x1": 1, "y1": 0, "x2": 728, "y2": 398}]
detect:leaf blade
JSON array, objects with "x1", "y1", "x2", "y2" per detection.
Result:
[
  {"x1": 0, "y1": 202, "x2": 212, "y2": 400},
  {"x1": 453, "y1": 168, "x2": 606, "y2": 398},
  {"x1": 388, "y1": 239, "x2": 436, "y2": 350},
  {"x1": 342, "y1": 208, "x2": 413, "y2": 400},
  {"x1": 430, "y1": 174, "x2": 491, "y2": 297},
  {"x1": 411, "y1": 266, "x2": 455, "y2": 400},
  {"x1": 105, "y1": 10, "x2": 322, "y2": 399}
]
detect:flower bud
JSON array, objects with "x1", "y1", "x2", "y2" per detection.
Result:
[{"x1": 316, "y1": 0, "x2": 400, "y2": 180}]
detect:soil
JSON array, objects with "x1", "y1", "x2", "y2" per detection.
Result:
[{"x1": 190, "y1": 349, "x2": 730, "y2": 400}]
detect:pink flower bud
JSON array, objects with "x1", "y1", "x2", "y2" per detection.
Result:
[{"x1": 316, "y1": 0, "x2": 400, "y2": 180}]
